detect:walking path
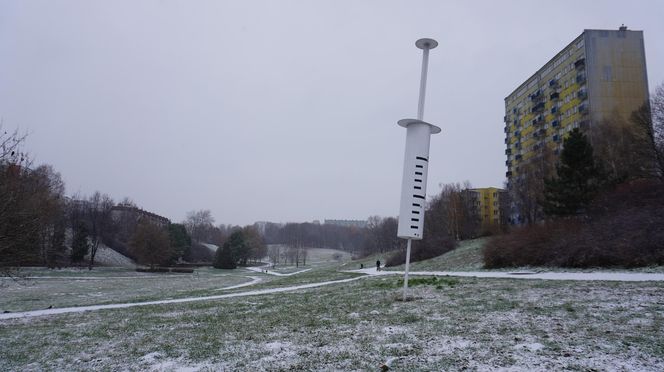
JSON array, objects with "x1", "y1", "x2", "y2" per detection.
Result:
[
  {"x1": 213, "y1": 276, "x2": 262, "y2": 291},
  {"x1": 246, "y1": 265, "x2": 312, "y2": 277},
  {"x1": 352, "y1": 267, "x2": 664, "y2": 282},
  {"x1": 0, "y1": 276, "x2": 361, "y2": 320},
  {"x1": 5, "y1": 266, "x2": 664, "y2": 321}
]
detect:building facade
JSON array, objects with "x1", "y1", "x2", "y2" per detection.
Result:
[
  {"x1": 468, "y1": 187, "x2": 507, "y2": 231},
  {"x1": 504, "y1": 27, "x2": 649, "y2": 183},
  {"x1": 110, "y1": 205, "x2": 171, "y2": 227}
]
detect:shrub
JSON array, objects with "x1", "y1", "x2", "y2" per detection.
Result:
[{"x1": 484, "y1": 179, "x2": 664, "y2": 268}]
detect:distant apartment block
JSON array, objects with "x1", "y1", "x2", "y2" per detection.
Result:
[
  {"x1": 110, "y1": 205, "x2": 171, "y2": 227},
  {"x1": 324, "y1": 219, "x2": 368, "y2": 228},
  {"x1": 468, "y1": 187, "x2": 507, "y2": 231},
  {"x1": 504, "y1": 27, "x2": 649, "y2": 183}
]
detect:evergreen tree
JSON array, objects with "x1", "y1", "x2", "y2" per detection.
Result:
[
  {"x1": 71, "y1": 222, "x2": 89, "y2": 263},
  {"x1": 213, "y1": 240, "x2": 237, "y2": 269},
  {"x1": 542, "y1": 128, "x2": 604, "y2": 216},
  {"x1": 167, "y1": 223, "x2": 192, "y2": 263},
  {"x1": 227, "y1": 230, "x2": 247, "y2": 266}
]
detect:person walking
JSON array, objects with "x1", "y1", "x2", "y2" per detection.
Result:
[{"x1": 376, "y1": 260, "x2": 381, "y2": 272}]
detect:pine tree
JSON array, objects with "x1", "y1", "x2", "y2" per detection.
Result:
[
  {"x1": 167, "y1": 223, "x2": 191, "y2": 263},
  {"x1": 70, "y1": 222, "x2": 89, "y2": 263},
  {"x1": 213, "y1": 241, "x2": 237, "y2": 269},
  {"x1": 542, "y1": 128, "x2": 604, "y2": 216}
]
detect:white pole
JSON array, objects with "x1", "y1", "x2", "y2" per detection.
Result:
[
  {"x1": 403, "y1": 238, "x2": 412, "y2": 301},
  {"x1": 417, "y1": 46, "x2": 430, "y2": 121}
]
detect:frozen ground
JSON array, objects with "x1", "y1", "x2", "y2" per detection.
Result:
[
  {"x1": 2, "y1": 253, "x2": 664, "y2": 370},
  {"x1": 1, "y1": 273, "x2": 663, "y2": 371},
  {"x1": 0, "y1": 267, "x2": 255, "y2": 312},
  {"x1": 85, "y1": 243, "x2": 135, "y2": 268}
]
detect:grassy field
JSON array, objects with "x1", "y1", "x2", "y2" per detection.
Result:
[
  {"x1": 2, "y1": 246, "x2": 664, "y2": 371},
  {"x1": 0, "y1": 267, "x2": 257, "y2": 312},
  {"x1": 1, "y1": 273, "x2": 663, "y2": 371},
  {"x1": 386, "y1": 238, "x2": 488, "y2": 272}
]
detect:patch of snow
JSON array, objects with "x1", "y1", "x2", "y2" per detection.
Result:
[
  {"x1": 246, "y1": 265, "x2": 312, "y2": 276},
  {"x1": 264, "y1": 341, "x2": 291, "y2": 352},
  {"x1": 140, "y1": 352, "x2": 162, "y2": 363},
  {"x1": 86, "y1": 244, "x2": 135, "y2": 267},
  {"x1": 514, "y1": 342, "x2": 544, "y2": 352},
  {"x1": 201, "y1": 243, "x2": 218, "y2": 252}
]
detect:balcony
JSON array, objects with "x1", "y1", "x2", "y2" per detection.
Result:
[
  {"x1": 577, "y1": 90, "x2": 587, "y2": 99},
  {"x1": 576, "y1": 73, "x2": 586, "y2": 84},
  {"x1": 553, "y1": 134, "x2": 561, "y2": 142},
  {"x1": 550, "y1": 92, "x2": 560, "y2": 100},
  {"x1": 505, "y1": 148, "x2": 512, "y2": 155},
  {"x1": 574, "y1": 58, "x2": 586, "y2": 70},
  {"x1": 529, "y1": 90, "x2": 543, "y2": 102},
  {"x1": 579, "y1": 103, "x2": 588, "y2": 114},
  {"x1": 531, "y1": 102, "x2": 545, "y2": 113},
  {"x1": 505, "y1": 160, "x2": 512, "y2": 167},
  {"x1": 504, "y1": 137, "x2": 508, "y2": 144},
  {"x1": 549, "y1": 79, "x2": 558, "y2": 88},
  {"x1": 506, "y1": 171, "x2": 513, "y2": 177},
  {"x1": 515, "y1": 154, "x2": 523, "y2": 161},
  {"x1": 551, "y1": 120, "x2": 559, "y2": 127},
  {"x1": 551, "y1": 106, "x2": 558, "y2": 114},
  {"x1": 504, "y1": 115, "x2": 508, "y2": 122}
]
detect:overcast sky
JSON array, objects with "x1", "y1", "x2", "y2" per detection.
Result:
[{"x1": 1, "y1": 0, "x2": 663, "y2": 225}]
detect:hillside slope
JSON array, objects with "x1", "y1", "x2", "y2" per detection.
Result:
[{"x1": 385, "y1": 238, "x2": 487, "y2": 272}]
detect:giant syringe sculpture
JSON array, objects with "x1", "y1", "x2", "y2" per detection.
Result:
[{"x1": 396, "y1": 38, "x2": 441, "y2": 301}]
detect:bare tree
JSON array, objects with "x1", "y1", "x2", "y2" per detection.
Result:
[
  {"x1": 299, "y1": 247, "x2": 308, "y2": 266},
  {"x1": 85, "y1": 192, "x2": 114, "y2": 270},
  {"x1": 630, "y1": 83, "x2": 664, "y2": 180},
  {"x1": 184, "y1": 210, "x2": 215, "y2": 242},
  {"x1": 267, "y1": 244, "x2": 281, "y2": 267},
  {"x1": 130, "y1": 222, "x2": 173, "y2": 269},
  {"x1": 511, "y1": 145, "x2": 555, "y2": 224},
  {"x1": 0, "y1": 123, "x2": 28, "y2": 164}
]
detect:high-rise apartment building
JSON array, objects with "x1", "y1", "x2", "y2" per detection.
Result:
[{"x1": 504, "y1": 27, "x2": 649, "y2": 183}]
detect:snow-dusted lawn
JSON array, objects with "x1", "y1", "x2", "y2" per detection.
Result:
[
  {"x1": 0, "y1": 267, "x2": 255, "y2": 312},
  {"x1": 1, "y1": 275, "x2": 663, "y2": 371}
]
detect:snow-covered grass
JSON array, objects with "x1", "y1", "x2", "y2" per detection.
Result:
[
  {"x1": 341, "y1": 251, "x2": 394, "y2": 271},
  {"x1": 386, "y1": 238, "x2": 488, "y2": 272},
  {"x1": 0, "y1": 267, "x2": 256, "y2": 312},
  {"x1": 263, "y1": 247, "x2": 352, "y2": 274},
  {"x1": 85, "y1": 244, "x2": 135, "y2": 267},
  {"x1": 1, "y1": 275, "x2": 663, "y2": 370}
]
